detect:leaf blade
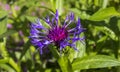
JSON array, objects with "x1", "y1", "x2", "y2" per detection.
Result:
[
  {"x1": 0, "y1": 11, "x2": 8, "y2": 35},
  {"x1": 72, "y1": 55, "x2": 120, "y2": 70},
  {"x1": 58, "y1": 56, "x2": 73, "y2": 72},
  {"x1": 88, "y1": 7, "x2": 120, "y2": 21}
]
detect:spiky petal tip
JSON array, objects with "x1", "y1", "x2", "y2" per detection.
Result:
[{"x1": 29, "y1": 10, "x2": 85, "y2": 54}]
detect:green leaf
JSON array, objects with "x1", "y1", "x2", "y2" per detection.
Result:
[
  {"x1": 67, "y1": 32, "x2": 85, "y2": 63},
  {"x1": 49, "y1": 45, "x2": 73, "y2": 72},
  {"x1": 0, "y1": 11, "x2": 8, "y2": 35},
  {"x1": 88, "y1": 7, "x2": 120, "y2": 21},
  {"x1": 102, "y1": 0, "x2": 108, "y2": 8},
  {"x1": 96, "y1": 26, "x2": 118, "y2": 40},
  {"x1": 72, "y1": 55, "x2": 120, "y2": 70},
  {"x1": 26, "y1": 16, "x2": 38, "y2": 22},
  {"x1": 0, "y1": 30, "x2": 16, "y2": 39},
  {"x1": 0, "y1": 59, "x2": 9, "y2": 64},
  {"x1": 68, "y1": 40, "x2": 86, "y2": 62},
  {"x1": 58, "y1": 56, "x2": 73, "y2": 72},
  {"x1": 8, "y1": 58, "x2": 21, "y2": 72},
  {"x1": 0, "y1": 39, "x2": 21, "y2": 71},
  {"x1": 0, "y1": 64, "x2": 15, "y2": 72},
  {"x1": 101, "y1": 27, "x2": 117, "y2": 40},
  {"x1": 0, "y1": 11, "x2": 7, "y2": 19},
  {"x1": 0, "y1": 38, "x2": 9, "y2": 58},
  {"x1": 117, "y1": 19, "x2": 120, "y2": 31},
  {"x1": 94, "y1": 0, "x2": 99, "y2": 6}
]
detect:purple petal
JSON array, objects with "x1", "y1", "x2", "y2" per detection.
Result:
[
  {"x1": 55, "y1": 10, "x2": 59, "y2": 21},
  {"x1": 70, "y1": 12, "x2": 74, "y2": 21},
  {"x1": 45, "y1": 16, "x2": 51, "y2": 24}
]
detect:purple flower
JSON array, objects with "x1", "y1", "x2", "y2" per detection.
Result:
[
  {"x1": 29, "y1": 10, "x2": 85, "y2": 54},
  {"x1": 7, "y1": 24, "x2": 13, "y2": 29},
  {"x1": 4, "y1": 4, "x2": 10, "y2": 11}
]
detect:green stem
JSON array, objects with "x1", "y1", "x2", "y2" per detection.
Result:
[
  {"x1": 58, "y1": 56, "x2": 73, "y2": 72},
  {"x1": 49, "y1": 45, "x2": 73, "y2": 72}
]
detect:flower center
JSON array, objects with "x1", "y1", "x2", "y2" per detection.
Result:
[{"x1": 47, "y1": 26, "x2": 68, "y2": 42}]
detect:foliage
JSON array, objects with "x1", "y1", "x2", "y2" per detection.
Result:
[{"x1": 0, "y1": 0, "x2": 120, "y2": 72}]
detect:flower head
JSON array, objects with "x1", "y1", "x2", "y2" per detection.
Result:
[{"x1": 29, "y1": 10, "x2": 85, "y2": 54}]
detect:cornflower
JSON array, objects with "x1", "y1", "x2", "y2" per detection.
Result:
[{"x1": 29, "y1": 10, "x2": 85, "y2": 54}]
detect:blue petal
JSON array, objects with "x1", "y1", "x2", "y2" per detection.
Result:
[
  {"x1": 70, "y1": 12, "x2": 74, "y2": 21},
  {"x1": 55, "y1": 10, "x2": 59, "y2": 21},
  {"x1": 45, "y1": 16, "x2": 51, "y2": 24}
]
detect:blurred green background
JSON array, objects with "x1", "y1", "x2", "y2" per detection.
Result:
[{"x1": 0, "y1": 0, "x2": 120, "y2": 72}]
